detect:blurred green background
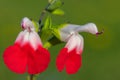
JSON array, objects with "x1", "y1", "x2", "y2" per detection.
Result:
[{"x1": 0, "y1": 0, "x2": 120, "y2": 80}]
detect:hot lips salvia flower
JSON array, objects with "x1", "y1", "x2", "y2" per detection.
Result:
[
  {"x1": 2, "y1": 1, "x2": 102, "y2": 80},
  {"x1": 3, "y1": 17, "x2": 50, "y2": 74},
  {"x1": 3, "y1": 17, "x2": 101, "y2": 75},
  {"x1": 56, "y1": 23, "x2": 101, "y2": 74}
]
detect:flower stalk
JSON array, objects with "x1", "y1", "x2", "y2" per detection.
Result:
[{"x1": 29, "y1": 75, "x2": 34, "y2": 80}]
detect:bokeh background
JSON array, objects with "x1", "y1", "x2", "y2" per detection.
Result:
[{"x1": 0, "y1": 0, "x2": 120, "y2": 80}]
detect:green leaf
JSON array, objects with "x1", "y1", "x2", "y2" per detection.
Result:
[
  {"x1": 32, "y1": 21, "x2": 39, "y2": 32},
  {"x1": 43, "y1": 16, "x2": 52, "y2": 30},
  {"x1": 51, "y1": 28, "x2": 61, "y2": 40},
  {"x1": 48, "y1": 0, "x2": 53, "y2": 3},
  {"x1": 40, "y1": 16, "x2": 53, "y2": 44},
  {"x1": 44, "y1": 36, "x2": 62, "y2": 49},
  {"x1": 50, "y1": 24, "x2": 67, "y2": 40},
  {"x1": 44, "y1": 24, "x2": 67, "y2": 47},
  {"x1": 51, "y1": 9, "x2": 64, "y2": 16},
  {"x1": 46, "y1": 0, "x2": 63, "y2": 11}
]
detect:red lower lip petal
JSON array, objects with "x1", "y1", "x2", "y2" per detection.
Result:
[
  {"x1": 27, "y1": 46, "x2": 50, "y2": 74},
  {"x1": 3, "y1": 44, "x2": 27, "y2": 74},
  {"x1": 56, "y1": 48, "x2": 82, "y2": 74}
]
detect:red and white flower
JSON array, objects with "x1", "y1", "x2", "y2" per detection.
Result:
[
  {"x1": 56, "y1": 23, "x2": 99, "y2": 74},
  {"x1": 3, "y1": 17, "x2": 50, "y2": 74}
]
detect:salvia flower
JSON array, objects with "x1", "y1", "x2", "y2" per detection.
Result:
[
  {"x1": 3, "y1": 17, "x2": 50, "y2": 74},
  {"x1": 56, "y1": 23, "x2": 99, "y2": 74}
]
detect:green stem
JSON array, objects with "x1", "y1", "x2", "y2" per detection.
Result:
[
  {"x1": 29, "y1": 74, "x2": 34, "y2": 80},
  {"x1": 38, "y1": 3, "x2": 51, "y2": 29},
  {"x1": 39, "y1": 10, "x2": 47, "y2": 25}
]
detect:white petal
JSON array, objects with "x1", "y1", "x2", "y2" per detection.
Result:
[
  {"x1": 65, "y1": 34, "x2": 84, "y2": 54},
  {"x1": 15, "y1": 30, "x2": 42, "y2": 50},
  {"x1": 59, "y1": 24, "x2": 78, "y2": 41},
  {"x1": 75, "y1": 23, "x2": 98, "y2": 34},
  {"x1": 15, "y1": 30, "x2": 27, "y2": 44},
  {"x1": 21, "y1": 17, "x2": 35, "y2": 31},
  {"x1": 60, "y1": 24, "x2": 79, "y2": 33},
  {"x1": 21, "y1": 30, "x2": 30, "y2": 45},
  {"x1": 29, "y1": 31, "x2": 42, "y2": 50},
  {"x1": 59, "y1": 23, "x2": 98, "y2": 41}
]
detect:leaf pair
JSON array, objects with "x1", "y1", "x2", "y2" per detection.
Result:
[
  {"x1": 46, "y1": 0, "x2": 64, "y2": 16},
  {"x1": 41, "y1": 16, "x2": 63, "y2": 49}
]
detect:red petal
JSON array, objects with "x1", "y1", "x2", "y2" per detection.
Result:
[
  {"x1": 56, "y1": 48, "x2": 68, "y2": 72},
  {"x1": 3, "y1": 44, "x2": 27, "y2": 74},
  {"x1": 56, "y1": 48, "x2": 82, "y2": 74},
  {"x1": 26, "y1": 45, "x2": 50, "y2": 74},
  {"x1": 65, "y1": 49, "x2": 82, "y2": 74}
]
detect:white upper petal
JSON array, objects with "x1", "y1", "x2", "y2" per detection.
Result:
[
  {"x1": 21, "y1": 17, "x2": 35, "y2": 31},
  {"x1": 15, "y1": 30, "x2": 42, "y2": 50},
  {"x1": 59, "y1": 24, "x2": 78, "y2": 41},
  {"x1": 65, "y1": 33, "x2": 84, "y2": 54},
  {"x1": 15, "y1": 30, "x2": 27, "y2": 44},
  {"x1": 60, "y1": 23, "x2": 98, "y2": 41},
  {"x1": 75, "y1": 23, "x2": 98, "y2": 34},
  {"x1": 21, "y1": 30, "x2": 29, "y2": 45},
  {"x1": 29, "y1": 31, "x2": 42, "y2": 50},
  {"x1": 15, "y1": 17, "x2": 42, "y2": 50}
]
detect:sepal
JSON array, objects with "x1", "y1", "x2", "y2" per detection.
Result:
[{"x1": 46, "y1": 0, "x2": 63, "y2": 11}]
